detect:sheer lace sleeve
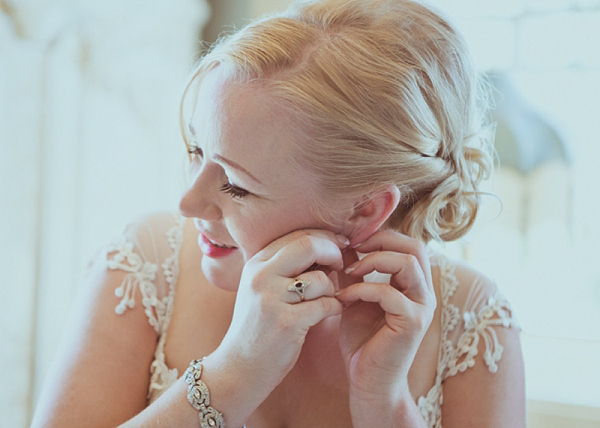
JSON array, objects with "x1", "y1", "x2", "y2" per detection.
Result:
[
  {"x1": 442, "y1": 260, "x2": 520, "y2": 379},
  {"x1": 102, "y1": 212, "x2": 184, "y2": 333},
  {"x1": 417, "y1": 254, "x2": 521, "y2": 427}
]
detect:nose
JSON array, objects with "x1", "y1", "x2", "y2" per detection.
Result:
[{"x1": 179, "y1": 165, "x2": 222, "y2": 221}]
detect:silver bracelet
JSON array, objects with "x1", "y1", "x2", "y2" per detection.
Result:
[{"x1": 184, "y1": 358, "x2": 226, "y2": 428}]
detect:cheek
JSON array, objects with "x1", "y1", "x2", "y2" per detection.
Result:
[
  {"x1": 229, "y1": 212, "x2": 296, "y2": 260},
  {"x1": 227, "y1": 215, "x2": 275, "y2": 261},
  {"x1": 235, "y1": 211, "x2": 335, "y2": 260}
]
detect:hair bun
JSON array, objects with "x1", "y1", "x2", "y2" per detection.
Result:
[{"x1": 390, "y1": 124, "x2": 495, "y2": 243}]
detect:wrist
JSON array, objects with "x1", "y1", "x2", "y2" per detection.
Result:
[
  {"x1": 192, "y1": 352, "x2": 272, "y2": 428},
  {"x1": 348, "y1": 376, "x2": 410, "y2": 405},
  {"x1": 349, "y1": 384, "x2": 424, "y2": 428}
]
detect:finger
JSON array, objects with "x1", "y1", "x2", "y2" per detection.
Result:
[
  {"x1": 269, "y1": 235, "x2": 345, "y2": 277},
  {"x1": 337, "y1": 248, "x2": 361, "y2": 292},
  {"x1": 292, "y1": 296, "x2": 343, "y2": 327},
  {"x1": 353, "y1": 230, "x2": 433, "y2": 290},
  {"x1": 256, "y1": 229, "x2": 350, "y2": 261},
  {"x1": 344, "y1": 251, "x2": 428, "y2": 304},
  {"x1": 282, "y1": 270, "x2": 336, "y2": 304},
  {"x1": 335, "y1": 282, "x2": 411, "y2": 316}
]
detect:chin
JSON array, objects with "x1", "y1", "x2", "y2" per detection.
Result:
[{"x1": 200, "y1": 255, "x2": 243, "y2": 292}]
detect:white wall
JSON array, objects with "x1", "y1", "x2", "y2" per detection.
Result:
[{"x1": 0, "y1": 0, "x2": 209, "y2": 425}]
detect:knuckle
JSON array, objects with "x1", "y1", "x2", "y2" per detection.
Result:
[
  {"x1": 384, "y1": 284, "x2": 397, "y2": 300},
  {"x1": 414, "y1": 315, "x2": 427, "y2": 331},
  {"x1": 278, "y1": 311, "x2": 294, "y2": 330},
  {"x1": 318, "y1": 297, "x2": 333, "y2": 314},
  {"x1": 314, "y1": 269, "x2": 329, "y2": 285},
  {"x1": 414, "y1": 240, "x2": 428, "y2": 257},
  {"x1": 289, "y1": 229, "x2": 310, "y2": 242},
  {"x1": 410, "y1": 308, "x2": 429, "y2": 331},
  {"x1": 251, "y1": 268, "x2": 268, "y2": 287},
  {"x1": 405, "y1": 254, "x2": 420, "y2": 271},
  {"x1": 295, "y1": 235, "x2": 316, "y2": 254}
]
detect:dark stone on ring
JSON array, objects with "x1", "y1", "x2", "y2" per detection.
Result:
[{"x1": 287, "y1": 278, "x2": 309, "y2": 301}]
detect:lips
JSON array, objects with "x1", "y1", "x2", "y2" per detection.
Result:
[
  {"x1": 198, "y1": 234, "x2": 238, "y2": 258},
  {"x1": 194, "y1": 221, "x2": 238, "y2": 258},
  {"x1": 203, "y1": 234, "x2": 236, "y2": 249}
]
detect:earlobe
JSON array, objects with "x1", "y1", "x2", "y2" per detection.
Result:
[{"x1": 347, "y1": 185, "x2": 400, "y2": 247}]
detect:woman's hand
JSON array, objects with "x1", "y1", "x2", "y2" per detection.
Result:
[
  {"x1": 335, "y1": 230, "x2": 436, "y2": 403},
  {"x1": 205, "y1": 230, "x2": 348, "y2": 405}
]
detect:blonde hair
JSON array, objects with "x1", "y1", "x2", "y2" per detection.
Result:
[{"x1": 181, "y1": 0, "x2": 495, "y2": 243}]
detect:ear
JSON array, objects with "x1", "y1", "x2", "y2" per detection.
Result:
[{"x1": 346, "y1": 184, "x2": 400, "y2": 247}]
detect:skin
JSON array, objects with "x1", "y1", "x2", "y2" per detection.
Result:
[
  {"x1": 31, "y1": 64, "x2": 525, "y2": 427},
  {"x1": 177, "y1": 66, "x2": 434, "y2": 426}
]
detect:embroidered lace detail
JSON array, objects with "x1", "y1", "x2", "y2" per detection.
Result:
[
  {"x1": 416, "y1": 255, "x2": 519, "y2": 428},
  {"x1": 107, "y1": 238, "x2": 161, "y2": 332},
  {"x1": 105, "y1": 213, "x2": 185, "y2": 401},
  {"x1": 446, "y1": 294, "x2": 518, "y2": 377},
  {"x1": 147, "y1": 214, "x2": 184, "y2": 400}
]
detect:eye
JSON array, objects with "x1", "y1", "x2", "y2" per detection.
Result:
[{"x1": 221, "y1": 181, "x2": 250, "y2": 199}]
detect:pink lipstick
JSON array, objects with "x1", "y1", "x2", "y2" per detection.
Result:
[{"x1": 198, "y1": 234, "x2": 238, "y2": 258}]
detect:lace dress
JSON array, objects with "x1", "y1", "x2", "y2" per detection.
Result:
[{"x1": 101, "y1": 212, "x2": 519, "y2": 427}]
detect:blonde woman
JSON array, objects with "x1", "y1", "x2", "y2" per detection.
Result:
[{"x1": 32, "y1": 0, "x2": 525, "y2": 426}]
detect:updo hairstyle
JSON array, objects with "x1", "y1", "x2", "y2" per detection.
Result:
[{"x1": 181, "y1": 0, "x2": 495, "y2": 243}]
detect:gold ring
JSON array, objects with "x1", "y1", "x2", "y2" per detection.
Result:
[{"x1": 287, "y1": 278, "x2": 309, "y2": 302}]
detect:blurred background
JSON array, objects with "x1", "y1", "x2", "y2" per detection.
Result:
[{"x1": 1, "y1": 0, "x2": 599, "y2": 426}]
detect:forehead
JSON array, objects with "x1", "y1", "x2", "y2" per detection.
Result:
[{"x1": 191, "y1": 67, "x2": 314, "y2": 193}]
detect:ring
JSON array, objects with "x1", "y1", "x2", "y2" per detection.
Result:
[{"x1": 287, "y1": 278, "x2": 310, "y2": 302}]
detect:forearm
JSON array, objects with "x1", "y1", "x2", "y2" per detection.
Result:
[
  {"x1": 120, "y1": 353, "x2": 268, "y2": 428},
  {"x1": 119, "y1": 378, "x2": 198, "y2": 427},
  {"x1": 349, "y1": 389, "x2": 427, "y2": 428}
]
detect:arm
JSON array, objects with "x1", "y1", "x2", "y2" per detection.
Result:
[
  {"x1": 31, "y1": 259, "x2": 159, "y2": 427},
  {"x1": 34, "y1": 228, "x2": 349, "y2": 427},
  {"x1": 441, "y1": 326, "x2": 526, "y2": 427},
  {"x1": 32, "y1": 245, "x2": 211, "y2": 428},
  {"x1": 348, "y1": 389, "x2": 427, "y2": 428},
  {"x1": 34, "y1": 229, "x2": 348, "y2": 427}
]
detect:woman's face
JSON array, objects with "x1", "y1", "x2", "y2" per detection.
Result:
[{"x1": 179, "y1": 67, "x2": 353, "y2": 291}]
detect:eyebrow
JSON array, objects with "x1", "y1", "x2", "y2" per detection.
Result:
[
  {"x1": 190, "y1": 123, "x2": 264, "y2": 187},
  {"x1": 213, "y1": 154, "x2": 264, "y2": 186}
]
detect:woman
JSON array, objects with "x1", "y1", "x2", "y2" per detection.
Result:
[{"x1": 32, "y1": 0, "x2": 525, "y2": 426}]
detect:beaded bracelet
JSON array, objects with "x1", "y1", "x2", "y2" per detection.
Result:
[{"x1": 184, "y1": 359, "x2": 226, "y2": 428}]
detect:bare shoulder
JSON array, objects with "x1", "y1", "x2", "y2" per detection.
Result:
[
  {"x1": 31, "y1": 212, "x2": 180, "y2": 427},
  {"x1": 441, "y1": 321, "x2": 525, "y2": 427}
]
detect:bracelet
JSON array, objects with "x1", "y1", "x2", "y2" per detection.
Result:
[{"x1": 184, "y1": 358, "x2": 226, "y2": 428}]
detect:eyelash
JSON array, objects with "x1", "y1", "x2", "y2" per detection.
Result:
[
  {"x1": 221, "y1": 182, "x2": 250, "y2": 199},
  {"x1": 187, "y1": 144, "x2": 250, "y2": 199}
]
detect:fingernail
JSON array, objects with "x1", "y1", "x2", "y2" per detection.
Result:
[
  {"x1": 334, "y1": 290, "x2": 343, "y2": 296},
  {"x1": 351, "y1": 241, "x2": 364, "y2": 249},
  {"x1": 336, "y1": 235, "x2": 350, "y2": 246},
  {"x1": 344, "y1": 262, "x2": 358, "y2": 274}
]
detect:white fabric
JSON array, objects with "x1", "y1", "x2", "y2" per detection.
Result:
[{"x1": 102, "y1": 212, "x2": 519, "y2": 426}]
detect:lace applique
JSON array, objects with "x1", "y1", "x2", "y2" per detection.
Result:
[
  {"x1": 106, "y1": 238, "x2": 162, "y2": 332},
  {"x1": 417, "y1": 255, "x2": 461, "y2": 427},
  {"x1": 105, "y1": 213, "x2": 185, "y2": 402},
  {"x1": 147, "y1": 215, "x2": 184, "y2": 400},
  {"x1": 446, "y1": 294, "x2": 518, "y2": 376},
  {"x1": 416, "y1": 254, "x2": 519, "y2": 428}
]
